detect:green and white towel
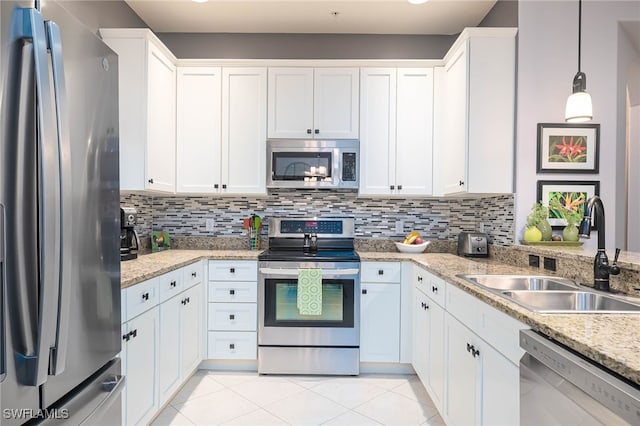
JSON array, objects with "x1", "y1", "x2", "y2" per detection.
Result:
[{"x1": 297, "y1": 269, "x2": 322, "y2": 316}]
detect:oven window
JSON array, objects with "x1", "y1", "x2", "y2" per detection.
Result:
[
  {"x1": 272, "y1": 152, "x2": 332, "y2": 181},
  {"x1": 264, "y1": 278, "x2": 354, "y2": 327}
]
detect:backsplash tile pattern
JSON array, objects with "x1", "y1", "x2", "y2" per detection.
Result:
[{"x1": 121, "y1": 191, "x2": 515, "y2": 247}]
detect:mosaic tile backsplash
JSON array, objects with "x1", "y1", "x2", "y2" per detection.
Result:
[{"x1": 121, "y1": 191, "x2": 514, "y2": 248}]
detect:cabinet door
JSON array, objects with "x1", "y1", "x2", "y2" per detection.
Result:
[
  {"x1": 158, "y1": 297, "x2": 181, "y2": 405},
  {"x1": 445, "y1": 313, "x2": 480, "y2": 426},
  {"x1": 481, "y1": 344, "x2": 520, "y2": 426},
  {"x1": 146, "y1": 42, "x2": 176, "y2": 192},
  {"x1": 221, "y1": 68, "x2": 267, "y2": 194},
  {"x1": 267, "y1": 68, "x2": 314, "y2": 138},
  {"x1": 427, "y1": 301, "x2": 445, "y2": 411},
  {"x1": 313, "y1": 68, "x2": 359, "y2": 139},
  {"x1": 123, "y1": 307, "x2": 159, "y2": 426},
  {"x1": 359, "y1": 68, "x2": 396, "y2": 195},
  {"x1": 360, "y1": 282, "x2": 400, "y2": 362},
  {"x1": 412, "y1": 291, "x2": 429, "y2": 382},
  {"x1": 442, "y1": 42, "x2": 468, "y2": 195},
  {"x1": 395, "y1": 68, "x2": 434, "y2": 195},
  {"x1": 176, "y1": 67, "x2": 222, "y2": 193},
  {"x1": 181, "y1": 284, "x2": 203, "y2": 377}
]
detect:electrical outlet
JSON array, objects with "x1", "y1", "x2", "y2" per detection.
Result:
[
  {"x1": 205, "y1": 218, "x2": 215, "y2": 232},
  {"x1": 395, "y1": 220, "x2": 404, "y2": 234},
  {"x1": 544, "y1": 257, "x2": 557, "y2": 271},
  {"x1": 529, "y1": 254, "x2": 540, "y2": 268}
]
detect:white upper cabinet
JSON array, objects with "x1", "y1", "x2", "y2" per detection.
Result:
[
  {"x1": 360, "y1": 68, "x2": 434, "y2": 195},
  {"x1": 176, "y1": 67, "x2": 222, "y2": 193},
  {"x1": 221, "y1": 67, "x2": 267, "y2": 194},
  {"x1": 100, "y1": 29, "x2": 177, "y2": 193},
  {"x1": 268, "y1": 67, "x2": 359, "y2": 139},
  {"x1": 434, "y1": 28, "x2": 517, "y2": 195}
]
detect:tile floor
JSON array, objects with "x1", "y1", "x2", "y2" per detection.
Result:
[{"x1": 151, "y1": 370, "x2": 446, "y2": 426}]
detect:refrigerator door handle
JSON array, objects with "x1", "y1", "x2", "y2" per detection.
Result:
[
  {"x1": 15, "y1": 8, "x2": 62, "y2": 387},
  {"x1": 45, "y1": 19, "x2": 72, "y2": 377}
]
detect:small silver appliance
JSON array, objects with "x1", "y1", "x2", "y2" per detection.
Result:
[
  {"x1": 457, "y1": 232, "x2": 489, "y2": 257},
  {"x1": 266, "y1": 139, "x2": 359, "y2": 189}
]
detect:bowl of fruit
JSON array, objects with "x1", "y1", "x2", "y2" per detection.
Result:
[{"x1": 395, "y1": 231, "x2": 429, "y2": 253}]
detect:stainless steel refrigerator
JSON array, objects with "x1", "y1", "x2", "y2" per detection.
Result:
[{"x1": 0, "y1": 1, "x2": 122, "y2": 424}]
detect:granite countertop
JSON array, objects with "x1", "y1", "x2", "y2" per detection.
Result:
[
  {"x1": 120, "y1": 249, "x2": 260, "y2": 288},
  {"x1": 122, "y1": 249, "x2": 640, "y2": 386},
  {"x1": 359, "y1": 251, "x2": 640, "y2": 387}
]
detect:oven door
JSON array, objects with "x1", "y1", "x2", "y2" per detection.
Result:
[{"x1": 258, "y1": 261, "x2": 360, "y2": 347}]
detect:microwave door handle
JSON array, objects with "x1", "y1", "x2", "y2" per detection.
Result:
[{"x1": 45, "y1": 20, "x2": 71, "y2": 376}]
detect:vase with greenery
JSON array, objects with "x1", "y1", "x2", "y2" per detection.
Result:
[
  {"x1": 525, "y1": 202, "x2": 552, "y2": 241},
  {"x1": 550, "y1": 198, "x2": 582, "y2": 242}
]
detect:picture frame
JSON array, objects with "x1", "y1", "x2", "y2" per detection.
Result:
[
  {"x1": 537, "y1": 180, "x2": 599, "y2": 229},
  {"x1": 536, "y1": 123, "x2": 600, "y2": 173},
  {"x1": 151, "y1": 230, "x2": 171, "y2": 252}
]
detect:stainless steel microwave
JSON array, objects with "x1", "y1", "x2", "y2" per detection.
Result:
[{"x1": 266, "y1": 139, "x2": 359, "y2": 189}]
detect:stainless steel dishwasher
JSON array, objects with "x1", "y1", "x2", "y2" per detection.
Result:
[{"x1": 520, "y1": 329, "x2": 640, "y2": 425}]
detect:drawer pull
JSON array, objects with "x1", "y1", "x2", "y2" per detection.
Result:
[
  {"x1": 229, "y1": 343, "x2": 235, "y2": 350},
  {"x1": 229, "y1": 314, "x2": 235, "y2": 321},
  {"x1": 181, "y1": 299, "x2": 187, "y2": 305},
  {"x1": 229, "y1": 289, "x2": 235, "y2": 295},
  {"x1": 122, "y1": 333, "x2": 130, "y2": 342},
  {"x1": 170, "y1": 280, "x2": 176, "y2": 288},
  {"x1": 191, "y1": 272, "x2": 197, "y2": 278},
  {"x1": 417, "y1": 276, "x2": 423, "y2": 282},
  {"x1": 142, "y1": 292, "x2": 149, "y2": 301},
  {"x1": 230, "y1": 268, "x2": 235, "y2": 274},
  {"x1": 432, "y1": 286, "x2": 438, "y2": 294},
  {"x1": 378, "y1": 269, "x2": 384, "y2": 275},
  {"x1": 186, "y1": 297, "x2": 190, "y2": 304},
  {"x1": 362, "y1": 289, "x2": 367, "y2": 295}
]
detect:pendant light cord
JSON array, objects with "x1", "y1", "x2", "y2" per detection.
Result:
[{"x1": 578, "y1": 0, "x2": 582, "y2": 73}]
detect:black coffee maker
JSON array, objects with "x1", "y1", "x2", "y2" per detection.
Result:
[{"x1": 120, "y1": 207, "x2": 140, "y2": 261}]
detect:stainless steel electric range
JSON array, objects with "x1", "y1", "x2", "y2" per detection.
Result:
[{"x1": 257, "y1": 217, "x2": 361, "y2": 375}]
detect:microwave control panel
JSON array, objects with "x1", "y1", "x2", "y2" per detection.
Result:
[{"x1": 341, "y1": 153, "x2": 357, "y2": 182}]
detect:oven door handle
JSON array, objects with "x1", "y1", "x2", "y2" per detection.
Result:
[{"x1": 259, "y1": 268, "x2": 360, "y2": 277}]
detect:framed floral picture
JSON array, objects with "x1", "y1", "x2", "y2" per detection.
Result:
[
  {"x1": 537, "y1": 180, "x2": 599, "y2": 229},
  {"x1": 536, "y1": 123, "x2": 599, "y2": 173}
]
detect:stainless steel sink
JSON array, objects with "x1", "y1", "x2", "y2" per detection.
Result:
[
  {"x1": 457, "y1": 274, "x2": 580, "y2": 291},
  {"x1": 501, "y1": 290, "x2": 640, "y2": 313}
]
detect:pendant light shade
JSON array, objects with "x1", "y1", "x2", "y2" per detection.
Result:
[{"x1": 565, "y1": 0, "x2": 592, "y2": 122}]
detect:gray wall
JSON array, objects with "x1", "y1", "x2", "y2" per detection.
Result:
[
  {"x1": 55, "y1": 0, "x2": 147, "y2": 35},
  {"x1": 479, "y1": 0, "x2": 518, "y2": 28}
]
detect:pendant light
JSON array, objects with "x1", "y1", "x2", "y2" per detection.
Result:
[{"x1": 565, "y1": 0, "x2": 593, "y2": 123}]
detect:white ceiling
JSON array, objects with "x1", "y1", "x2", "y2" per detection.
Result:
[{"x1": 125, "y1": 0, "x2": 498, "y2": 35}]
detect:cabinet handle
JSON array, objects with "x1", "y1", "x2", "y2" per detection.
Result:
[
  {"x1": 181, "y1": 299, "x2": 187, "y2": 305},
  {"x1": 229, "y1": 289, "x2": 235, "y2": 295},
  {"x1": 191, "y1": 272, "x2": 197, "y2": 278},
  {"x1": 214, "y1": 184, "x2": 219, "y2": 189},
  {"x1": 229, "y1": 343, "x2": 235, "y2": 350},
  {"x1": 459, "y1": 180, "x2": 465, "y2": 186},
  {"x1": 230, "y1": 268, "x2": 235, "y2": 274},
  {"x1": 417, "y1": 276, "x2": 423, "y2": 282},
  {"x1": 473, "y1": 347, "x2": 480, "y2": 358},
  {"x1": 142, "y1": 292, "x2": 149, "y2": 301},
  {"x1": 390, "y1": 185, "x2": 395, "y2": 190},
  {"x1": 397, "y1": 185, "x2": 403, "y2": 190},
  {"x1": 362, "y1": 289, "x2": 367, "y2": 295},
  {"x1": 467, "y1": 343, "x2": 472, "y2": 353},
  {"x1": 170, "y1": 280, "x2": 176, "y2": 288},
  {"x1": 314, "y1": 129, "x2": 319, "y2": 134},
  {"x1": 122, "y1": 333, "x2": 130, "y2": 342},
  {"x1": 307, "y1": 129, "x2": 312, "y2": 134},
  {"x1": 130, "y1": 329, "x2": 137, "y2": 339},
  {"x1": 186, "y1": 297, "x2": 190, "y2": 304},
  {"x1": 425, "y1": 303, "x2": 429, "y2": 310},
  {"x1": 432, "y1": 286, "x2": 438, "y2": 294},
  {"x1": 378, "y1": 269, "x2": 384, "y2": 275},
  {"x1": 222, "y1": 184, "x2": 227, "y2": 190},
  {"x1": 229, "y1": 314, "x2": 235, "y2": 321},
  {"x1": 148, "y1": 178, "x2": 154, "y2": 184}
]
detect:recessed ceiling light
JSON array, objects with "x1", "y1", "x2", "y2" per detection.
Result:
[
  {"x1": 408, "y1": 0, "x2": 429, "y2": 4},
  {"x1": 192, "y1": 0, "x2": 208, "y2": 3}
]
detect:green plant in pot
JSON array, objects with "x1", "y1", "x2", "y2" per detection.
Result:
[
  {"x1": 525, "y1": 202, "x2": 552, "y2": 241},
  {"x1": 549, "y1": 198, "x2": 582, "y2": 242}
]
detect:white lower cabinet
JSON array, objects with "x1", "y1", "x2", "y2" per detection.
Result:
[
  {"x1": 360, "y1": 282, "x2": 401, "y2": 362},
  {"x1": 207, "y1": 260, "x2": 258, "y2": 360},
  {"x1": 121, "y1": 305, "x2": 160, "y2": 426},
  {"x1": 121, "y1": 261, "x2": 204, "y2": 425}
]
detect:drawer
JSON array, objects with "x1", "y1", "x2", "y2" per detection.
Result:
[
  {"x1": 414, "y1": 267, "x2": 446, "y2": 307},
  {"x1": 478, "y1": 301, "x2": 528, "y2": 365},
  {"x1": 361, "y1": 262, "x2": 401, "y2": 283},
  {"x1": 125, "y1": 277, "x2": 160, "y2": 321},
  {"x1": 208, "y1": 281, "x2": 257, "y2": 303},
  {"x1": 208, "y1": 303, "x2": 257, "y2": 331},
  {"x1": 158, "y1": 269, "x2": 184, "y2": 303},
  {"x1": 207, "y1": 331, "x2": 257, "y2": 360},
  {"x1": 183, "y1": 261, "x2": 203, "y2": 290},
  {"x1": 209, "y1": 260, "x2": 257, "y2": 282}
]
